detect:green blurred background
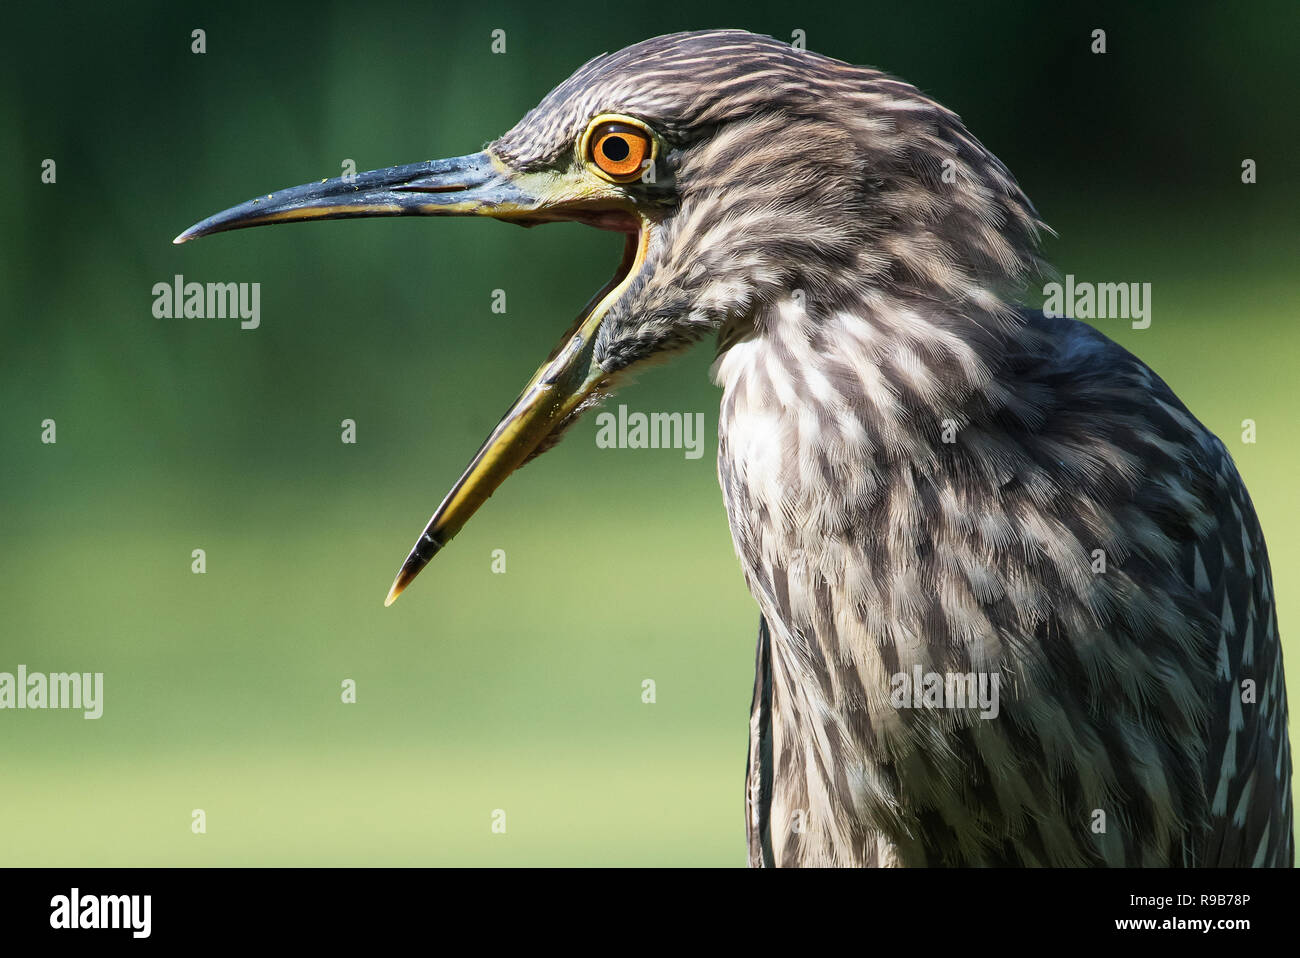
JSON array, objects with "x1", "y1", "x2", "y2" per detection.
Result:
[{"x1": 2, "y1": 1, "x2": 1296, "y2": 865}]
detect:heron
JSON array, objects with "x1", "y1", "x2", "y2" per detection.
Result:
[{"x1": 176, "y1": 29, "x2": 1292, "y2": 867}]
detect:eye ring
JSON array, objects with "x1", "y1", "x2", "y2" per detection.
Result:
[{"x1": 580, "y1": 114, "x2": 657, "y2": 183}]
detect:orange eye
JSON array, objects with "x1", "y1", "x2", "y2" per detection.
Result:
[{"x1": 589, "y1": 122, "x2": 652, "y2": 181}]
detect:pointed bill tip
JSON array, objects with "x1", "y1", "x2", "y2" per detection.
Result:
[
  {"x1": 173, "y1": 220, "x2": 212, "y2": 244},
  {"x1": 383, "y1": 533, "x2": 442, "y2": 607},
  {"x1": 173, "y1": 221, "x2": 210, "y2": 244},
  {"x1": 383, "y1": 579, "x2": 405, "y2": 607},
  {"x1": 384, "y1": 563, "x2": 416, "y2": 606}
]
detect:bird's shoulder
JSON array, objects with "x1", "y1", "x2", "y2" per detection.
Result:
[{"x1": 1011, "y1": 310, "x2": 1291, "y2": 866}]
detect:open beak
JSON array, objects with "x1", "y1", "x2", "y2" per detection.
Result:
[{"x1": 175, "y1": 152, "x2": 646, "y2": 606}]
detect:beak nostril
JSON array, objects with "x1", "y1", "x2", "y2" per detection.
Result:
[{"x1": 393, "y1": 180, "x2": 474, "y2": 194}]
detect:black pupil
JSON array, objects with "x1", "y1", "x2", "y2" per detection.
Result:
[{"x1": 601, "y1": 136, "x2": 631, "y2": 162}]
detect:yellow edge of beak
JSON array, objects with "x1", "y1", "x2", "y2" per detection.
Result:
[{"x1": 384, "y1": 222, "x2": 649, "y2": 606}]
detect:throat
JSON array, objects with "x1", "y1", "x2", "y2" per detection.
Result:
[
  {"x1": 711, "y1": 292, "x2": 1029, "y2": 864},
  {"x1": 708, "y1": 291, "x2": 1031, "y2": 668},
  {"x1": 711, "y1": 293, "x2": 1019, "y2": 480}
]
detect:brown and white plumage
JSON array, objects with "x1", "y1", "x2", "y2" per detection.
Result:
[
  {"x1": 513, "y1": 29, "x2": 1294, "y2": 867},
  {"x1": 180, "y1": 28, "x2": 1293, "y2": 866},
  {"x1": 722, "y1": 304, "x2": 1291, "y2": 866},
  {"x1": 516, "y1": 29, "x2": 1293, "y2": 866}
]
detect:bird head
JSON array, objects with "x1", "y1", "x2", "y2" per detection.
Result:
[{"x1": 174, "y1": 29, "x2": 1043, "y2": 604}]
